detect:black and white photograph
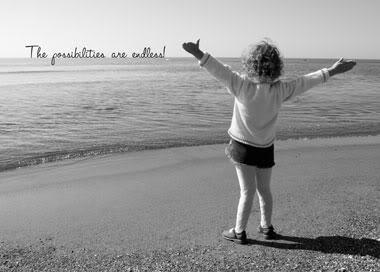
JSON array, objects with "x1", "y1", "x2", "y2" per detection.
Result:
[{"x1": 0, "y1": 0, "x2": 379, "y2": 271}]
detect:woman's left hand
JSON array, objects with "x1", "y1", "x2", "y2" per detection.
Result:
[{"x1": 182, "y1": 39, "x2": 204, "y2": 60}]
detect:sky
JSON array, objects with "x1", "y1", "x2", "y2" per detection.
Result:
[{"x1": 0, "y1": 0, "x2": 379, "y2": 59}]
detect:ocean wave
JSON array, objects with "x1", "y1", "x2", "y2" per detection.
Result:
[
  {"x1": 1, "y1": 57, "x2": 379, "y2": 173},
  {"x1": 0, "y1": 139, "x2": 219, "y2": 172},
  {"x1": 1, "y1": 130, "x2": 379, "y2": 173}
]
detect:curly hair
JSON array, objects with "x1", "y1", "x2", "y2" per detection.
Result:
[{"x1": 241, "y1": 39, "x2": 283, "y2": 83}]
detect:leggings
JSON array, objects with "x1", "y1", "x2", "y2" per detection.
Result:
[{"x1": 234, "y1": 163, "x2": 273, "y2": 233}]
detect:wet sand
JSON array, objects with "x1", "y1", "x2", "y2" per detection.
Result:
[{"x1": 0, "y1": 135, "x2": 379, "y2": 271}]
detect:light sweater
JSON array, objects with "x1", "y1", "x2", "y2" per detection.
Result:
[{"x1": 199, "y1": 53, "x2": 330, "y2": 147}]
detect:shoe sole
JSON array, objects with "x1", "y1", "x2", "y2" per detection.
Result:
[
  {"x1": 263, "y1": 235, "x2": 276, "y2": 240},
  {"x1": 222, "y1": 235, "x2": 247, "y2": 245},
  {"x1": 258, "y1": 227, "x2": 278, "y2": 240}
]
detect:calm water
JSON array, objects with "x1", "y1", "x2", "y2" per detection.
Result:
[{"x1": 0, "y1": 57, "x2": 379, "y2": 172}]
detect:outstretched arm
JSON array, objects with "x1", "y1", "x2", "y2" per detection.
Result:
[
  {"x1": 182, "y1": 39, "x2": 204, "y2": 60},
  {"x1": 281, "y1": 58, "x2": 357, "y2": 102},
  {"x1": 182, "y1": 39, "x2": 246, "y2": 97},
  {"x1": 327, "y1": 58, "x2": 356, "y2": 77}
]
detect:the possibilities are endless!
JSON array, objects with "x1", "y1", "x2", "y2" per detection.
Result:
[{"x1": 25, "y1": 45, "x2": 166, "y2": 65}]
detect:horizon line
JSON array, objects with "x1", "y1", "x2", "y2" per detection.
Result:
[{"x1": 0, "y1": 56, "x2": 378, "y2": 61}]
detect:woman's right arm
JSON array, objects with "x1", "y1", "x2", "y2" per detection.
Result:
[
  {"x1": 327, "y1": 58, "x2": 356, "y2": 77},
  {"x1": 280, "y1": 69, "x2": 330, "y2": 102},
  {"x1": 280, "y1": 58, "x2": 356, "y2": 102}
]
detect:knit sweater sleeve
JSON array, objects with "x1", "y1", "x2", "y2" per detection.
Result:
[
  {"x1": 280, "y1": 68, "x2": 330, "y2": 102},
  {"x1": 199, "y1": 53, "x2": 246, "y2": 97}
]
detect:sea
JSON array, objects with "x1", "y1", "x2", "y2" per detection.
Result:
[{"x1": 0, "y1": 57, "x2": 379, "y2": 172}]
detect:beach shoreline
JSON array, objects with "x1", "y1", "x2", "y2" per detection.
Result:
[
  {"x1": 0, "y1": 135, "x2": 379, "y2": 271},
  {"x1": 1, "y1": 134, "x2": 380, "y2": 176}
]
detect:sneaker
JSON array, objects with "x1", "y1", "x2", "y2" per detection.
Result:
[
  {"x1": 257, "y1": 225, "x2": 278, "y2": 240},
  {"x1": 222, "y1": 228, "x2": 248, "y2": 244}
]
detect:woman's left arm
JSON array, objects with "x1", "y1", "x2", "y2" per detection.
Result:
[{"x1": 182, "y1": 39, "x2": 246, "y2": 97}]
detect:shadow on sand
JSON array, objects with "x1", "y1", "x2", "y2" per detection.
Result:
[{"x1": 247, "y1": 235, "x2": 379, "y2": 258}]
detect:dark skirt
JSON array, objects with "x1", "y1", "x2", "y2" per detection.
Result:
[{"x1": 225, "y1": 138, "x2": 275, "y2": 168}]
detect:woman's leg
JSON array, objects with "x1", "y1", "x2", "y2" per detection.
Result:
[
  {"x1": 234, "y1": 164, "x2": 257, "y2": 233},
  {"x1": 255, "y1": 167, "x2": 273, "y2": 228}
]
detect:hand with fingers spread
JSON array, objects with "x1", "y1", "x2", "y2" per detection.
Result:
[
  {"x1": 328, "y1": 58, "x2": 357, "y2": 77},
  {"x1": 182, "y1": 39, "x2": 204, "y2": 60}
]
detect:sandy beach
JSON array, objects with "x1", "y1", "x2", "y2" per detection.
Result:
[{"x1": 0, "y1": 135, "x2": 379, "y2": 271}]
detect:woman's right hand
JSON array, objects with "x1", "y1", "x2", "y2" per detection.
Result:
[{"x1": 328, "y1": 58, "x2": 357, "y2": 76}]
